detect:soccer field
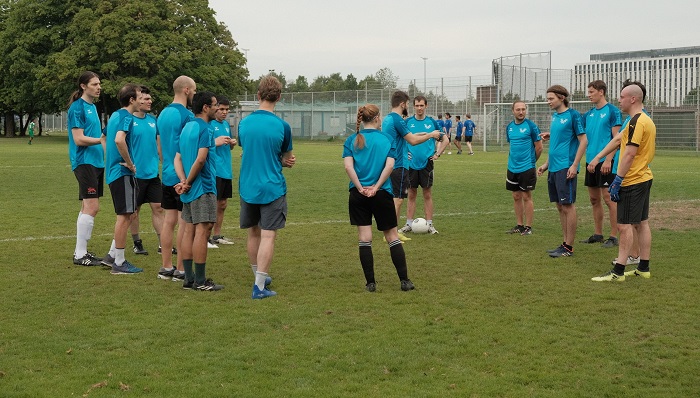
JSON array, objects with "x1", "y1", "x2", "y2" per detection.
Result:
[{"x1": 1, "y1": 136, "x2": 699, "y2": 397}]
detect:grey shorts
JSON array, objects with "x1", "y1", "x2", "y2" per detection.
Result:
[
  {"x1": 239, "y1": 195, "x2": 287, "y2": 230},
  {"x1": 182, "y1": 193, "x2": 217, "y2": 224}
]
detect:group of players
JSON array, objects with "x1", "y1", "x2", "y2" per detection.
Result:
[
  {"x1": 343, "y1": 78, "x2": 655, "y2": 290},
  {"x1": 67, "y1": 72, "x2": 293, "y2": 298},
  {"x1": 503, "y1": 80, "x2": 655, "y2": 282}
]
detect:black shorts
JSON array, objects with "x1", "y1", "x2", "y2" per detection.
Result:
[
  {"x1": 109, "y1": 175, "x2": 138, "y2": 215},
  {"x1": 584, "y1": 161, "x2": 616, "y2": 188},
  {"x1": 348, "y1": 188, "x2": 397, "y2": 231},
  {"x1": 409, "y1": 160, "x2": 434, "y2": 189},
  {"x1": 74, "y1": 164, "x2": 104, "y2": 200},
  {"x1": 455, "y1": 133, "x2": 463, "y2": 141},
  {"x1": 161, "y1": 184, "x2": 183, "y2": 211},
  {"x1": 390, "y1": 168, "x2": 409, "y2": 199},
  {"x1": 136, "y1": 176, "x2": 162, "y2": 206},
  {"x1": 216, "y1": 177, "x2": 233, "y2": 200},
  {"x1": 618, "y1": 180, "x2": 652, "y2": 224},
  {"x1": 446, "y1": 132, "x2": 452, "y2": 142},
  {"x1": 506, "y1": 168, "x2": 537, "y2": 192},
  {"x1": 547, "y1": 169, "x2": 577, "y2": 205},
  {"x1": 464, "y1": 135, "x2": 473, "y2": 143},
  {"x1": 239, "y1": 195, "x2": 287, "y2": 230}
]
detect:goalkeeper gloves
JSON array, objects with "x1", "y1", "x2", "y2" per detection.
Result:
[{"x1": 609, "y1": 175, "x2": 624, "y2": 202}]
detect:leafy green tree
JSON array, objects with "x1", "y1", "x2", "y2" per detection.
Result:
[
  {"x1": 287, "y1": 75, "x2": 309, "y2": 92},
  {"x1": 682, "y1": 87, "x2": 699, "y2": 106},
  {"x1": 1, "y1": 0, "x2": 248, "y2": 134},
  {"x1": 374, "y1": 67, "x2": 398, "y2": 89}
]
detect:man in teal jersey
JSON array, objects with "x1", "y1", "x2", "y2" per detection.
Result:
[
  {"x1": 67, "y1": 71, "x2": 104, "y2": 266},
  {"x1": 381, "y1": 90, "x2": 442, "y2": 242},
  {"x1": 537, "y1": 85, "x2": 587, "y2": 258},
  {"x1": 104, "y1": 83, "x2": 143, "y2": 274},
  {"x1": 238, "y1": 76, "x2": 296, "y2": 299},
  {"x1": 505, "y1": 101, "x2": 543, "y2": 236},
  {"x1": 155, "y1": 76, "x2": 196, "y2": 282},
  {"x1": 174, "y1": 92, "x2": 223, "y2": 291},
  {"x1": 454, "y1": 115, "x2": 464, "y2": 154},
  {"x1": 399, "y1": 95, "x2": 448, "y2": 235},
  {"x1": 209, "y1": 96, "x2": 237, "y2": 246},
  {"x1": 442, "y1": 112, "x2": 454, "y2": 155},
  {"x1": 580, "y1": 80, "x2": 622, "y2": 248},
  {"x1": 127, "y1": 86, "x2": 163, "y2": 257},
  {"x1": 463, "y1": 114, "x2": 476, "y2": 155}
]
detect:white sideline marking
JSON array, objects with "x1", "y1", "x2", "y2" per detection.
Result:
[{"x1": 1, "y1": 198, "x2": 697, "y2": 244}]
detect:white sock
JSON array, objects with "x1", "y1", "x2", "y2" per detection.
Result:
[
  {"x1": 255, "y1": 271, "x2": 268, "y2": 290},
  {"x1": 75, "y1": 213, "x2": 95, "y2": 258},
  {"x1": 251, "y1": 264, "x2": 257, "y2": 274},
  {"x1": 115, "y1": 248, "x2": 126, "y2": 266},
  {"x1": 109, "y1": 240, "x2": 116, "y2": 257},
  {"x1": 406, "y1": 219, "x2": 413, "y2": 226},
  {"x1": 427, "y1": 220, "x2": 433, "y2": 225}
]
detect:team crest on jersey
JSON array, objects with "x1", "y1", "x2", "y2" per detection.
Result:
[
  {"x1": 560, "y1": 119, "x2": 568, "y2": 124},
  {"x1": 520, "y1": 127, "x2": 528, "y2": 133},
  {"x1": 424, "y1": 124, "x2": 432, "y2": 129},
  {"x1": 149, "y1": 122, "x2": 156, "y2": 128},
  {"x1": 600, "y1": 113, "x2": 607, "y2": 118},
  {"x1": 409, "y1": 123, "x2": 416, "y2": 128}
]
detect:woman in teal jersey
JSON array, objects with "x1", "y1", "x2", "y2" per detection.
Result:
[{"x1": 343, "y1": 104, "x2": 415, "y2": 293}]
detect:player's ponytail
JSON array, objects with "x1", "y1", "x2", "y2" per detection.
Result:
[
  {"x1": 355, "y1": 104, "x2": 380, "y2": 150},
  {"x1": 67, "y1": 71, "x2": 100, "y2": 107}
]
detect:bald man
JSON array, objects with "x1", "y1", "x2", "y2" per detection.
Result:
[
  {"x1": 156, "y1": 76, "x2": 196, "y2": 283},
  {"x1": 589, "y1": 80, "x2": 656, "y2": 282}
]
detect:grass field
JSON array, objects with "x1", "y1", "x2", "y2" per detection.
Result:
[{"x1": 1, "y1": 135, "x2": 699, "y2": 397}]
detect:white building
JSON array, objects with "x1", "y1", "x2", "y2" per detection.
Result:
[{"x1": 574, "y1": 46, "x2": 700, "y2": 107}]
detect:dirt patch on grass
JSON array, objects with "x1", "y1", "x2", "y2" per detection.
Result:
[{"x1": 649, "y1": 200, "x2": 700, "y2": 231}]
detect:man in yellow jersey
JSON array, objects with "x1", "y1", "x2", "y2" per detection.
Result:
[{"x1": 591, "y1": 80, "x2": 655, "y2": 282}]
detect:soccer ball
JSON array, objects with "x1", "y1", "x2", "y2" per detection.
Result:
[{"x1": 411, "y1": 218, "x2": 430, "y2": 234}]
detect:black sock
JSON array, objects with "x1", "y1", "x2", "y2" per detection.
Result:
[
  {"x1": 638, "y1": 259, "x2": 650, "y2": 272},
  {"x1": 183, "y1": 259, "x2": 194, "y2": 283},
  {"x1": 194, "y1": 262, "x2": 206, "y2": 284},
  {"x1": 388, "y1": 240, "x2": 408, "y2": 281},
  {"x1": 359, "y1": 242, "x2": 375, "y2": 284},
  {"x1": 613, "y1": 263, "x2": 625, "y2": 275},
  {"x1": 563, "y1": 243, "x2": 573, "y2": 251}
]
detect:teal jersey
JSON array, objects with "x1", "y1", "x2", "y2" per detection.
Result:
[
  {"x1": 406, "y1": 116, "x2": 437, "y2": 170},
  {"x1": 238, "y1": 110, "x2": 293, "y2": 204},
  {"x1": 67, "y1": 98, "x2": 104, "y2": 170},
  {"x1": 131, "y1": 114, "x2": 159, "y2": 179},
  {"x1": 380, "y1": 112, "x2": 410, "y2": 169},
  {"x1": 583, "y1": 103, "x2": 622, "y2": 162},
  {"x1": 158, "y1": 103, "x2": 194, "y2": 186},
  {"x1": 548, "y1": 109, "x2": 585, "y2": 173},
  {"x1": 506, "y1": 119, "x2": 541, "y2": 173},
  {"x1": 210, "y1": 119, "x2": 233, "y2": 180},
  {"x1": 464, "y1": 119, "x2": 476, "y2": 136},
  {"x1": 342, "y1": 129, "x2": 395, "y2": 194},
  {"x1": 456, "y1": 121, "x2": 464, "y2": 135},
  {"x1": 178, "y1": 118, "x2": 216, "y2": 203},
  {"x1": 105, "y1": 109, "x2": 135, "y2": 184}
]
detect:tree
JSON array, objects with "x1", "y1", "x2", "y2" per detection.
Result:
[
  {"x1": 374, "y1": 67, "x2": 398, "y2": 89},
  {"x1": 1, "y1": 0, "x2": 248, "y2": 133},
  {"x1": 682, "y1": 87, "x2": 699, "y2": 106},
  {"x1": 287, "y1": 75, "x2": 309, "y2": 92}
]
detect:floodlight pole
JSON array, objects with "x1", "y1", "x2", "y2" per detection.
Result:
[{"x1": 421, "y1": 57, "x2": 428, "y2": 93}]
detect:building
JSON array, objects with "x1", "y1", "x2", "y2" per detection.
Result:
[{"x1": 574, "y1": 46, "x2": 700, "y2": 107}]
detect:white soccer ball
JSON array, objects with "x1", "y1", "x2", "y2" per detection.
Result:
[{"x1": 411, "y1": 218, "x2": 430, "y2": 234}]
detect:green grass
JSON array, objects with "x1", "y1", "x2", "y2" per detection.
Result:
[{"x1": 1, "y1": 135, "x2": 699, "y2": 397}]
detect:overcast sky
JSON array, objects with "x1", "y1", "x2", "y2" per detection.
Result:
[{"x1": 209, "y1": 0, "x2": 699, "y2": 85}]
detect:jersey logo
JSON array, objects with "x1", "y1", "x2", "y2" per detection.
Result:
[
  {"x1": 600, "y1": 113, "x2": 607, "y2": 118},
  {"x1": 424, "y1": 124, "x2": 432, "y2": 129},
  {"x1": 520, "y1": 127, "x2": 528, "y2": 133},
  {"x1": 148, "y1": 122, "x2": 156, "y2": 128},
  {"x1": 560, "y1": 119, "x2": 568, "y2": 124},
  {"x1": 409, "y1": 123, "x2": 415, "y2": 128}
]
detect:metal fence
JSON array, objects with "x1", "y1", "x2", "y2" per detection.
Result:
[{"x1": 38, "y1": 75, "x2": 700, "y2": 152}]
